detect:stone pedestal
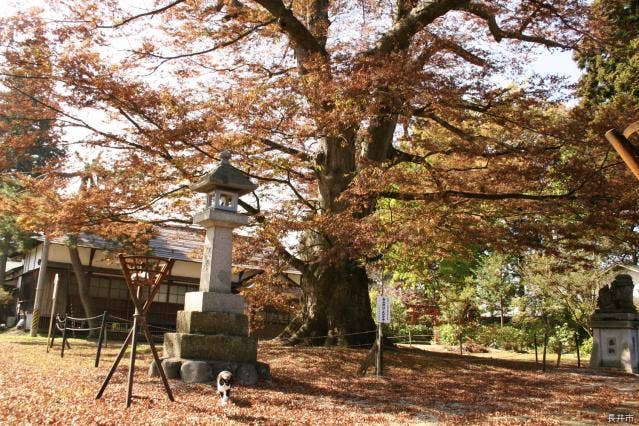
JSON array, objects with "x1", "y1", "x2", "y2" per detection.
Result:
[
  {"x1": 159, "y1": 307, "x2": 264, "y2": 384},
  {"x1": 184, "y1": 291, "x2": 245, "y2": 313},
  {"x1": 589, "y1": 313, "x2": 639, "y2": 373}
]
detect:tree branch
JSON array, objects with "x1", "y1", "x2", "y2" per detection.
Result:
[
  {"x1": 97, "y1": 0, "x2": 187, "y2": 29},
  {"x1": 259, "y1": 137, "x2": 312, "y2": 161},
  {"x1": 463, "y1": 2, "x2": 573, "y2": 49},
  {"x1": 132, "y1": 19, "x2": 276, "y2": 61},
  {"x1": 253, "y1": 0, "x2": 328, "y2": 58},
  {"x1": 388, "y1": 146, "x2": 452, "y2": 164},
  {"x1": 373, "y1": 0, "x2": 470, "y2": 53},
  {"x1": 379, "y1": 189, "x2": 576, "y2": 201}
]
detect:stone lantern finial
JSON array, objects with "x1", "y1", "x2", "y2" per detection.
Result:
[{"x1": 220, "y1": 150, "x2": 231, "y2": 164}]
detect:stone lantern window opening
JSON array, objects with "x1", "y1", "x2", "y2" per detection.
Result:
[{"x1": 213, "y1": 190, "x2": 238, "y2": 212}]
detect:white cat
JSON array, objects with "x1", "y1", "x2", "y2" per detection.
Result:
[{"x1": 216, "y1": 371, "x2": 233, "y2": 405}]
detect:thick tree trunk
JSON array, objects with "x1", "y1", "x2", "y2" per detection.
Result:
[
  {"x1": 279, "y1": 257, "x2": 376, "y2": 346},
  {"x1": 68, "y1": 245, "x2": 96, "y2": 335}
]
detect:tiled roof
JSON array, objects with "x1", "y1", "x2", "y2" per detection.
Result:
[
  {"x1": 37, "y1": 226, "x2": 297, "y2": 274},
  {"x1": 41, "y1": 226, "x2": 206, "y2": 263}
]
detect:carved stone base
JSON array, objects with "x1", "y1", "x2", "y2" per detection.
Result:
[
  {"x1": 590, "y1": 313, "x2": 639, "y2": 373},
  {"x1": 164, "y1": 332, "x2": 257, "y2": 363},
  {"x1": 176, "y1": 310, "x2": 248, "y2": 336}
]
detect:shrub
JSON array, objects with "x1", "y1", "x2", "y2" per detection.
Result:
[
  {"x1": 475, "y1": 325, "x2": 527, "y2": 351},
  {"x1": 547, "y1": 324, "x2": 576, "y2": 353},
  {"x1": 436, "y1": 324, "x2": 461, "y2": 346}
]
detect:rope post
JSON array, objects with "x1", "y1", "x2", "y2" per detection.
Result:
[
  {"x1": 49, "y1": 318, "x2": 56, "y2": 350},
  {"x1": 375, "y1": 322, "x2": 383, "y2": 376},
  {"x1": 46, "y1": 274, "x2": 60, "y2": 353},
  {"x1": 95, "y1": 311, "x2": 108, "y2": 368},
  {"x1": 61, "y1": 317, "x2": 68, "y2": 358},
  {"x1": 126, "y1": 315, "x2": 140, "y2": 408}
]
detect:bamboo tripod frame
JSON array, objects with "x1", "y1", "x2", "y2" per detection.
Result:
[{"x1": 95, "y1": 255, "x2": 175, "y2": 407}]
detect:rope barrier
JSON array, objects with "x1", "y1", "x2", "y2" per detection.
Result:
[
  {"x1": 294, "y1": 329, "x2": 378, "y2": 341},
  {"x1": 61, "y1": 326, "x2": 103, "y2": 332},
  {"x1": 65, "y1": 313, "x2": 105, "y2": 322},
  {"x1": 108, "y1": 314, "x2": 133, "y2": 322},
  {"x1": 50, "y1": 311, "x2": 109, "y2": 366}
]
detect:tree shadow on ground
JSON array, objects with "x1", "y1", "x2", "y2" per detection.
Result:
[{"x1": 261, "y1": 345, "x2": 637, "y2": 420}]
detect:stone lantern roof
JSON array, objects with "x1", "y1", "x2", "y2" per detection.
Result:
[{"x1": 190, "y1": 151, "x2": 257, "y2": 196}]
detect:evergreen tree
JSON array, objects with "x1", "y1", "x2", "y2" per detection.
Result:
[{"x1": 578, "y1": 0, "x2": 639, "y2": 106}]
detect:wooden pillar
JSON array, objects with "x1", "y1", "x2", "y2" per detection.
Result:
[{"x1": 30, "y1": 237, "x2": 50, "y2": 336}]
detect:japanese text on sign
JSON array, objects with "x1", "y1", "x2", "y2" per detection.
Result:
[{"x1": 376, "y1": 295, "x2": 391, "y2": 324}]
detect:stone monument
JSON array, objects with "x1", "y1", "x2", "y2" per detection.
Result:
[
  {"x1": 589, "y1": 274, "x2": 639, "y2": 373},
  {"x1": 157, "y1": 152, "x2": 268, "y2": 384}
]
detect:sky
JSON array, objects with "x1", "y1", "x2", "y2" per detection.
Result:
[{"x1": 6, "y1": 0, "x2": 584, "y2": 82}]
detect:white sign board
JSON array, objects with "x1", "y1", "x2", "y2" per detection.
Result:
[{"x1": 376, "y1": 295, "x2": 391, "y2": 324}]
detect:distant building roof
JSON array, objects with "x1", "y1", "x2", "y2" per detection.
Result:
[
  {"x1": 38, "y1": 226, "x2": 206, "y2": 264},
  {"x1": 35, "y1": 226, "x2": 299, "y2": 275}
]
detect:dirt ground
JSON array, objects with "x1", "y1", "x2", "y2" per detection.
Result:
[{"x1": 0, "y1": 334, "x2": 637, "y2": 425}]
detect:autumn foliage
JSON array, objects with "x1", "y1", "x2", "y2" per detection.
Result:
[{"x1": 1, "y1": 1, "x2": 639, "y2": 343}]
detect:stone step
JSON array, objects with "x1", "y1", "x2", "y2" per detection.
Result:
[
  {"x1": 149, "y1": 357, "x2": 270, "y2": 385},
  {"x1": 176, "y1": 310, "x2": 248, "y2": 336},
  {"x1": 164, "y1": 332, "x2": 257, "y2": 363}
]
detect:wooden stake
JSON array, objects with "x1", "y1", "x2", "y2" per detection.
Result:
[
  {"x1": 95, "y1": 311, "x2": 107, "y2": 367},
  {"x1": 376, "y1": 322, "x2": 383, "y2": 376},
  {"x1": 46, "y1": 274, "x2": 60, "y2": 352}
]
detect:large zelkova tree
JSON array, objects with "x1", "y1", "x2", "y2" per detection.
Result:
[{"x1": 1, "y1": 1, "x2": 637, "y2": 345}]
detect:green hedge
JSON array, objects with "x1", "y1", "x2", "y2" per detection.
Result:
[{"x1": 475, "y1": 325, "x2": 527, "y2": 351}]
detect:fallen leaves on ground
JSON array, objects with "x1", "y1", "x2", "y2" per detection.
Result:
[{"x1": 0, "y1": 334, "x2": 636, "y2": 425}]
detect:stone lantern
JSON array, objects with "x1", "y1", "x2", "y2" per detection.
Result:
[
  {"x1": 589, "y1": 274, "x2": 639, "y2": 373},
  {"x1": 198, "y1": 151, "x2": 255, "y2": 213},
  {"x1": 161, "y1": 152, "x2": 268, "y2": 385},
  {"x1": 188, "y1": 150, "x2": 257, "y2": 298}
]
